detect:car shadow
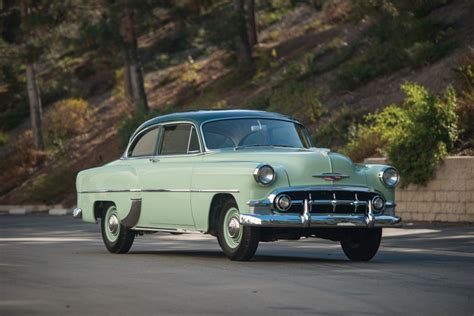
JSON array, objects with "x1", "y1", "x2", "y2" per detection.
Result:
[{"x1": 129, "y1": 249, "x2": 349, "y2": 263}]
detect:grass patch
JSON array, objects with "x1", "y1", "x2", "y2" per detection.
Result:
[{"x1": 26, "y1": 167, "x2": 76, "y2": 204}]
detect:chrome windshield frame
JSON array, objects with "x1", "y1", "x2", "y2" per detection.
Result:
[{"x1": 199, "y1": 117, "x2": 314, "y2": 152}]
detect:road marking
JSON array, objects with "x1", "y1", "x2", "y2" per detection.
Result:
[
  {"x1": 383, "y1": 228, "x2": 440, "y2": 237},
  {"x1": 428, "y1": 234, "x2": 474, "y2": 240},
  {"x1": 9, "y1": 208, "x2": 29, "y2": 215},
  {"x1": 381, "y1": 246, "x2": 474, "y2": 258},
  {"x1": 0, "y1": 237, "x2": 97, "y2": 242}
]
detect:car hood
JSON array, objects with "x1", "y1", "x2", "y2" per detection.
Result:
[{"x1": 205, "y1": 148, "x2": 368, "y2": 187}]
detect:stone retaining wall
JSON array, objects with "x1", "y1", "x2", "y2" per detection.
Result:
[{"x1": 366, "y1": 156, "x2": 474, "y2": 223}]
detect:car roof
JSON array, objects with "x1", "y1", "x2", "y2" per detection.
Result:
[{"x1": 132, "y1": 109, "x2": 297, "y2": 138}]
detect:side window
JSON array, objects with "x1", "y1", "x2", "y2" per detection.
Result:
[
  {"x1": 188, "y1": 127, "x2": 200, "y2": 153},
  {"x1": 129, "y1": 128, "x2": 160, "y2": 157},
  {"x1": 159, "y1": 124, "x2": 201, "y2": 155},
  {"x1": 160, "y1": 124, "x2": 191, "y2": 155}
]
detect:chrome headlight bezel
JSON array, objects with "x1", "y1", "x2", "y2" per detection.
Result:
[
  {"x1": 274, "y1": 194, "x2": 292, "y2": 211},
  {"x1": 371, "y1": 195, "x2": 385, "y2": 211},
  {"x1": 378, "y1": 167, "x2": 400, "y2": 188},
  {"x1": 253, "y1": 164, "x2": 276, "y2": 185}
]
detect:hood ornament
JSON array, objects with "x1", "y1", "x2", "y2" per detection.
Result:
[{"x1": 313, "y1": 172, "x2": 350, "y2": 181}]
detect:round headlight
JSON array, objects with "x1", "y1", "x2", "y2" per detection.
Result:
[
  {"x1": 253, "y1": 164, "x2": 276, "y2": 185},
  {"x1": 372, "y1": 195, "x2": 385, "y2": 211},
  {"x1": 379, "y1": 167, "x2": 400, "y2": 187},
  {"x1": 275, "y1": 194, "x2": 292, "y2": 211}
]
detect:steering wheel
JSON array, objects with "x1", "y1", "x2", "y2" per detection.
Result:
[{"x1": 238, "y1": 131, "x2": 267, "y2": 146}]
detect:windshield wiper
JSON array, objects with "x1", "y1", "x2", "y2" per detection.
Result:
[
  {"x1": 272, "y1": 144, "x2": 298, "y2": 148},
  {"x1": 234, "y1": 144, "x2": 270, "y2": 150},
  {"x1": 234, "y1": 144, "x2": 301, "y2": 150}
]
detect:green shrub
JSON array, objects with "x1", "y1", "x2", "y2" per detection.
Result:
[
  {"x1": 313, "y1": 105, "x2": 368, "y2": 149},
  {"x1": 0, "y1": 131, "x2": 8, "y2": 146},
  {"x1": 43, "y1": 98, "x2": 92, "y2": 153},
  {"x1": 345, "y1": 82, "x2": 458, "y2": 186},
  {"x1": 344, "y1": 105, "x2": 406, "y2": 161},
  {"x1": 454, "y1": 48, "x2": 474, "y2": 149}
]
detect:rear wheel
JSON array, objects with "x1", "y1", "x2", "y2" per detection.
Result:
[
  {"x1": 217, "y1": 199, "x2": 259, "y2": 261},
  {"x1": 101, "y1": 205, "x2": 135, "y2": 254},
  {"x1": 340, "y1": 228, "x2": 382, "y2": 261}
]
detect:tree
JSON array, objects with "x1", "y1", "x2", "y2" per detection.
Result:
[
  {"x1": 246, "y1": 0, "x2": 257, "y2": 47},
  {"x1": 1, "y1": 0, "x2": 73, "y2": 149},
  {"x1": 75, "y1": 0, "x2": 150, "y2": 113},
  {"x1": 232, "y1": 0, "x2": 252, "y2": 67},
  {"x1": 19, "y1": 0, "x2": 45, "y2": 149},
  {"x1": 120, "y1": 0, "x2": 148, "y2": 113}
]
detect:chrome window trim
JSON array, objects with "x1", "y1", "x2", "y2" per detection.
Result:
[
  {"x1": 125, "y1": 125, "x2": 161, "y2": 159},
  {"x1": 124, "y1": 120, "x2": 204, "y2": 159},
  {"x1": 199, "y1": 116, "x2": 313, "y2": 152}
]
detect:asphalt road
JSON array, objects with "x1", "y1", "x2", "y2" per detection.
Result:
[{"x1": 1, "y1": 216, "x2": 473, "y2": 315}]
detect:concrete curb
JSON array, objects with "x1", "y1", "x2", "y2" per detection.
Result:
[{"x1": 0, "y1": 205, "x2": 75, "y2": 216}]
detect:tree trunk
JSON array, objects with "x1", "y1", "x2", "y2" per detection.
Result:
[
  {"x1": 20, "y1": 0, "x2": 44, "y2": 150},
  {"x1": 246, "y1": 0, "x2": 258, "y2": 47},
  {"x1": 25, "y1": 63, "x2": 44, "y2": 150},
  {"x1": 232, "y1": 0, "x2": 253, "y2": 67},
  {"x1": 123, "y1": 65, "x2": 133, "y2": 106},
  {"x1": 121, "y1": 2, "x2": 149, "y2": 113}
]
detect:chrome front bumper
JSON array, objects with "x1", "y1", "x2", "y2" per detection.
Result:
[
  {"x1": 240, "y1": 213, "x2": 401, "y2": 227},
  {"x1": 241, "y1": 187, "x2": 401, "y2": 228}
]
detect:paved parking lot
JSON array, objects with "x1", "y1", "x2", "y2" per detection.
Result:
[{"x1": 1, "y1": 216, "x2": 473, "y2": 315}]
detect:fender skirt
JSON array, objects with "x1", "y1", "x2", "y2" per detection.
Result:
[{"x1": 121, "y1": 199, "x2": 141, "y2": 228}]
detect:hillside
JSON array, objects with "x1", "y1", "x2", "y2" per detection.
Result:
[{"x1": 0, "y1": 0, "x2": 472, "y2": 206}]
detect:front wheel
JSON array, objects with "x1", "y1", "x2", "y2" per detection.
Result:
[
  {"x1": 217, "y1": 200, "x2": 259, "y2": 261},
  {"x1": 340, "y1": 228, "x2": 382, "y2": 261},
  {"x1": 101, "y1": 205, "x2": 135, "y2": 254}
]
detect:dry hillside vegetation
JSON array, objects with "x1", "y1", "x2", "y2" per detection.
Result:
[{"x1": 0, "y1": 0, "x2": 472, "y2": 205}]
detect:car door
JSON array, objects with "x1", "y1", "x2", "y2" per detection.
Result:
[{"x1": 138, "y1": 122, "x2": 201, "y2": 229}]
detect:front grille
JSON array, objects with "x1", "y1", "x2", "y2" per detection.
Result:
[{"x1": 275, "y1": 190, "x2": 381, "y2": 214}]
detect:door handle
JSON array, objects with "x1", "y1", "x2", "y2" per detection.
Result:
[{"x1": 149, "y1": 157, "x2": 160, "y2": 163}]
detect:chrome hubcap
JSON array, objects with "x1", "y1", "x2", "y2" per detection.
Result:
[
  {"x1": 108, "y1": 214, "x2": 119, "y2": 234},
  {"x1": 228, "y1": 218, "x2": 240, "y2": 238}
]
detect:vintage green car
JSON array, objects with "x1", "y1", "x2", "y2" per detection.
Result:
[{"x1": 74, "y1": 110, "x2": 401, "y2": 261}]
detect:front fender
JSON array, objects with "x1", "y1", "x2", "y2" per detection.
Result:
[{"x1": 190, "y1": 161, "x2": 289, "y2": 231}]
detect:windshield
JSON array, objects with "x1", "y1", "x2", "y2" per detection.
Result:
[{"x1": 202, "y1": 118, "x2": 312, "y2": 150}]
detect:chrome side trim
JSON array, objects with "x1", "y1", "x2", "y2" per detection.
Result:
[
  {"x1": 133, "y1": 226, "x2": 204, "y2": 234},
  {"x1": 79, "y1": 189, "x2": 240, "y2": 194},
  {"x1": 79, "y1": 189, "x2": 137, "y2": 194}
]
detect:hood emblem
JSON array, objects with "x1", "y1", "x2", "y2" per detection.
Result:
[{"x1": 313, "y1": 173, "x2": 350, "y2": 181}]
